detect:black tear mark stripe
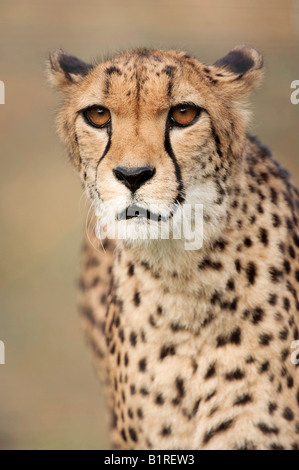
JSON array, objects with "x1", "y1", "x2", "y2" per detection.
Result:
[
  {"x1": 95, "y1": 126, "x2": 112, "y2": 199},
  {"x1": 164, "y1": 123, "x2": 185, "y2": 205}
]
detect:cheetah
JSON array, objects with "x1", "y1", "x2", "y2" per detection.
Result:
[{"x1": 48, "y1": 45, "x2": 299, "y2": 450}]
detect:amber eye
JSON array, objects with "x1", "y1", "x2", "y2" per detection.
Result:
[
  {"x1": 170, "y1": 104, "x2": 199, "y2": 127},
  {"x1": 83, "y1": 106, "x2": 111, "y2": 128}
]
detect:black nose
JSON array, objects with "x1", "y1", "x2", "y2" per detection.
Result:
[{"x1": 113, "y1": 166, "x2": 156, "y2": 193}]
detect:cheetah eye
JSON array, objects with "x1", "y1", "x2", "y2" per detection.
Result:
[
  {"x1": 170, "y1": 103, "x2": 200, "y2": 127},
  {"x1": 83, "y1": 106, "x2": 111, "y2": 128}
]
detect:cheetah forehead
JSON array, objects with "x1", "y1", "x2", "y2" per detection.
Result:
[
  {"x1": 75, "y1": 49, "x2": 208, "y2": 114},
  {"x1": 49, "y1": 45, "x2": 264, "y2": 112}
]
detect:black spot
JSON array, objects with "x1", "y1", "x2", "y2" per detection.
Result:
[
  {"x1": 128, "y1": 263, "x2": 135, "y2": 276},
  {"x1": 235, "y1": 440, "x2": 257, "y2": 450},
  {"x1": 149, "y1": 315, "x2": 157, "y2": 328},
  {"x1": 287, "y1": 376, "x2": 294, "y2": 388},
  {"x1": 270, "y1": 187, "x2": 278, "y2": 204},
  {"x1": 170, "y1": 322, "x2": 184, "y2": 332},
  {"x1": 160, "y1": 344, "x2": 176, "y2": 360},
  {"x1": 124, "y1": 352, "x2": 129, "y2": 366},
  {"x1": 289, "y1": 245, "x2": 296, "y2": 258},
  {"x1": 213, "y1": 238, "x2": 228, "y2": 251},
  {"x1": 203, "y1": 418, "x2": 234, "y2": 444},
  {"x1": 141, "y1": 260, "x2": 150, "y2": 270},
  {"x1": 129, "y1": 427, "x2": 138, "y2": 442},
  {"x1": 118, "y1": 328, "x2": 125, "y2": 343},
  {"x1": 155, "y1": 393, "x2": 164, "y2": 405},
  {"x1": 259, "y1": 228, "x2": 269, "y2": 246},
  {"x1": 216, "y1": 327, "x2": 241, "y2": 347},
  {"x1": 245, "y1": 355, "x2": 255, "y2": 364},
  {"x1": 269, "y1": 266, "x2": 283, "y2": 283},
  {"x1": 198, "y1": 258, "x2": 223, "y2": 270},
  {"x1": 133, "y1": 291, "x2": 141, "y2": 306},
  {"x1": 244, "y1": 237, "x2": 252, "y2": 247},
  {"x1": 216, "y1": 335, "x2": 227, "y2": 347},
  {"x1": 279, "y1": 327, "x2": 289, "y2": 341},
  {"x1": 246, "y1": 262, "x2": 257, "y2": 285},
  {"x1": 233, "y1": 393, "x2": 253, "y2": 406},
  {"x1": 230, "y1": 327, "x2": 241, "y2": 344},
  {"x1": 259, "y1": 333, "x2": 273, "y2": 346},
  {"x1": 230, "y1": 297, "x2": 239, "y2": 312},
  {"x1": 257, "y1": 202, "x2": 264, "y2": 214},
  {"x1": 235, "y1": 259, "x2": 241, "y2": 273},
  {"x1": 283, "y1": 297, "x2": 290, "y2": 312},
  {"x1": 121, "y1": 428, "x2": 127, "y2": 442},
  {"x1": 129, "y1": 331, "x2": 137, "y2": 347},
  {"x1": 205, "y1": 362, "x2": 216, "y2": 379},
  {"x1": 225, "y1": 368, "x2": 245, "y2": 381},
  {"x1": 138, "y1": 358, "x2": 147, "y2": 372},
  {"x1": 270, "y1": 443, "x2": 284, "y2": 450},
  {"x1": 205, "y1": 390, "x2": 217, "y2": 402},
  {"x1": 226, "y1": 278, "x2": 235, "y2": 291},
  {"x1": 161, "y1": 65, "x2": 177, "y2": 77},
  {"x1": 272, "y1": 213, "x2": 281, "y2": 228},
  {"x1": 173, "y1": 377, "x2": 185, "y2": 402},
  {"x1": 293, "y1": 233, "x2": 299, "y2": 247},
  {"x1": 259, "y1": 361, "x2": 269, "y2": 373},
  {"x1": 137, "y1": 408, "x2": 143, "y2": 419},
  {"x1": 252, "y1": 307, "x2": 264, "y2": 324},
  {"x1": 268, "y1": 293, "x2": 277, "y2": 306},
  {"x1": 282, "y1": 407, "x2": 294, "y2": 421},
  {"x1": 257, "y1": 422, "x2": 279, "y2": 435},
  {"x1": 90, "y1": 276, "x2": 100, "y2": 288},
  {"x1": 268, "y1": 402, "x2": 277, "y2": 415},
  {"x1": 281, "y1": 348, "x2": 289, "y2": 361},
  {"x1": 157, "y1": 305, "x2": 163, "y2": 315},
  {"x1": 284, "y1": 260, "x2": 291, "y2": 274},
  {"x1": 161, "y1": 425, "x2": 172, "y2": 436}
]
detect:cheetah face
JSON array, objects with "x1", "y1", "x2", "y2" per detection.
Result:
[{"x1": 48, "y1": 46, "x2": 263, "y2": 243}]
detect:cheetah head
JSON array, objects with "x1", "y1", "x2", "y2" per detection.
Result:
[{"x1": 48, "y1": 46, "x2": 263, "y2": 247}]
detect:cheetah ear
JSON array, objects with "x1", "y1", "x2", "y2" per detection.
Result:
[
  {"x1": 212, "y1": 45, "x2": 264, "y2": 98},
  {"x1": 47, "y1": 49, "x2": 93, "y2": 90}
]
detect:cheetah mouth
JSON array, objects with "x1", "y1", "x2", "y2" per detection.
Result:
[{"x1": 117, "y1": 204, "x2": 170, "y2": 222}]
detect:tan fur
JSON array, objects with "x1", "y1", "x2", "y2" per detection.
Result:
[{"x1": 49, "y1": 46, "x2": 299, "y2": 450}]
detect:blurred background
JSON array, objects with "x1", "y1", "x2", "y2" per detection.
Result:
[{"x1": 0, "y1": 0, "x2": 298, "y2": 450}]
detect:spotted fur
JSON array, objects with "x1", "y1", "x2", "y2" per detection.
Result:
[{"x1": 48, "y1": 46, "x2": 299, "y2": 450}]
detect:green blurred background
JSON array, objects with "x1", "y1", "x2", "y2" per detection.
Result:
[{"x1": 0, "y1": 0, "x2": 298, "y2": 450}]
